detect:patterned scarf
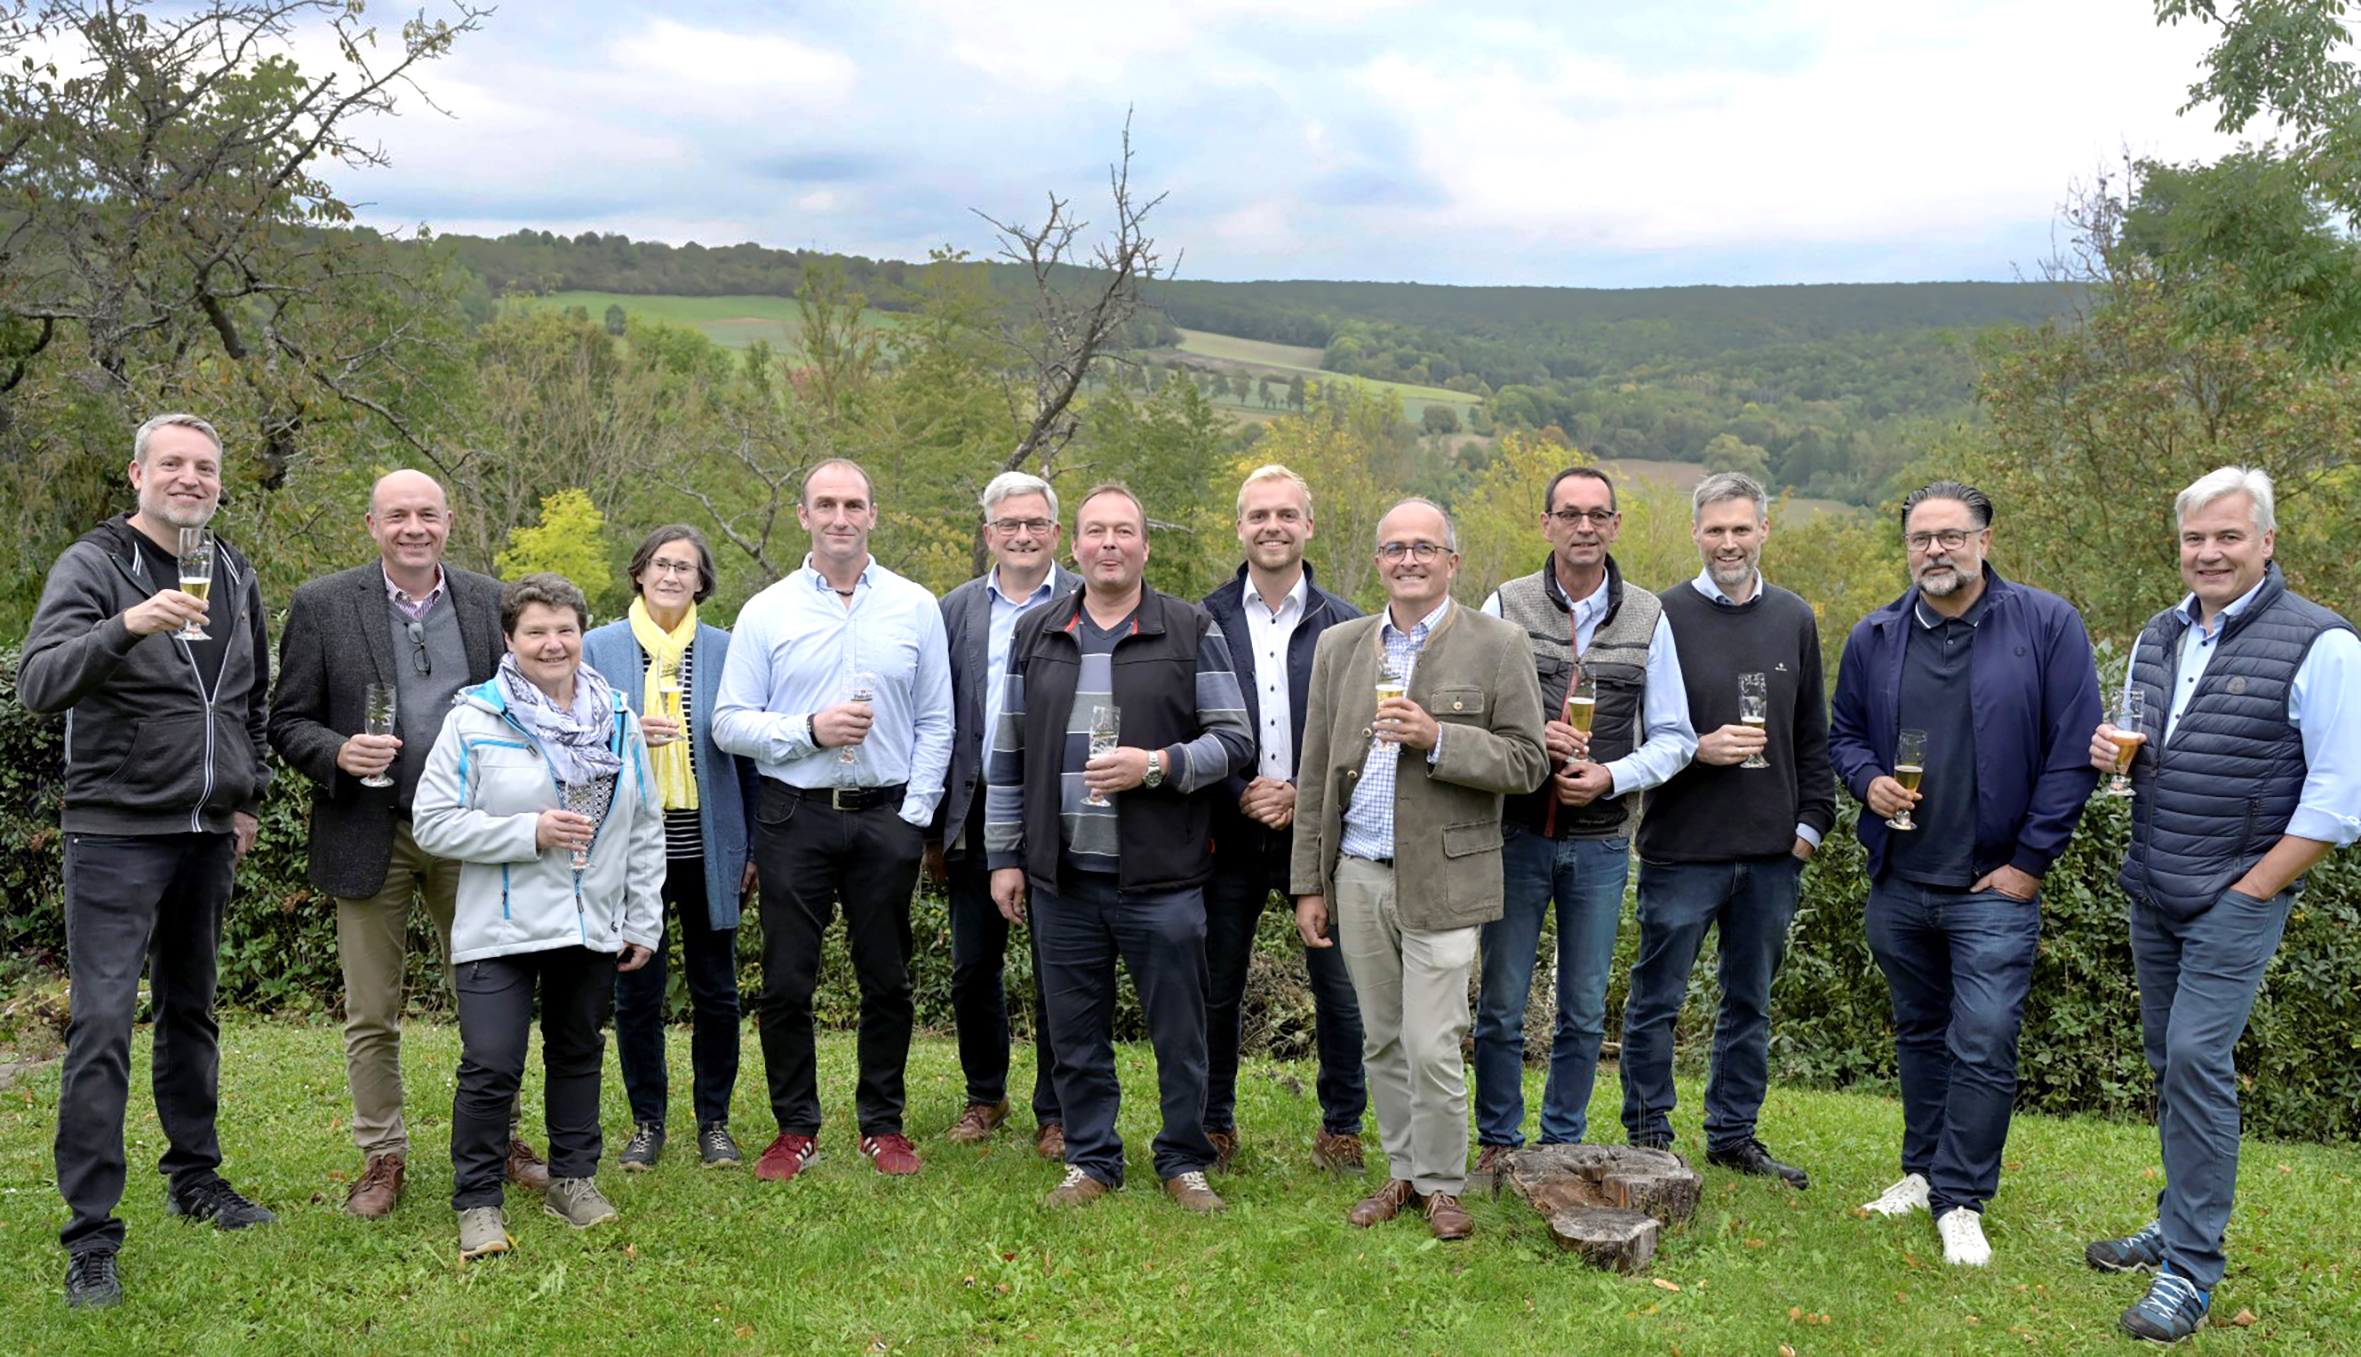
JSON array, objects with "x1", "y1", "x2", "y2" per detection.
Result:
[
  {"x1": 628, "y1": 596, "x2": 699, "y2": 811},
  {"x1": 496, "y1": 651, "x2": 624, "y2": 787}
]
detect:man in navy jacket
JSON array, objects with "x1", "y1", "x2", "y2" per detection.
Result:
[
  {"x1": 1199, "y1": 465, "x2": 1366, "y2": 1173},
  {"x1": 1829, "y1": 481, "x2": 2100, "y2": 1270}
]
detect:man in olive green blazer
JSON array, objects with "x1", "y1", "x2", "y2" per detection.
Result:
[{"x1": 1291, "y1": 498, "x2": 1548, "y2": 1240}]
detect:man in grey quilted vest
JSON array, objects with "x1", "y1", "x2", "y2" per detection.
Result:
[
  {"x1": 2083, "y1": 466, "x2": 2359, "y2": 1344},
  {"x1": 1472, "y1": 466, "x2": 1695, "y2": 1171}
]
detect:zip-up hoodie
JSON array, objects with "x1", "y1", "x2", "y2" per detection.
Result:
[
  {"x1": 18, "y1": 515, "x2": 272, "y2": 835},
  {"x1": 410, "y1": 677, "x2": 665, "y2": 965}
]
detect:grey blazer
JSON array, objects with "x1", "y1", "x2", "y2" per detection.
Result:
[
  {"x1": 268, "y1": 562, "x2": 504, "y2": 899},
  {"x1": 933, "y1": 562, "x2": 1079, "y2": 856}
]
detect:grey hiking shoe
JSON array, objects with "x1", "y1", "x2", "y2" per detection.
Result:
[
  {"x1": 457, "y1": 1206, "x2": 513, "y2": 1261},
  {"x1": 698, "y1": 1121, "x2": 743, "y2": 1168},
  {"x1": 619, "y1": 1122, "x2": 664, "y2": 1172},
  {"x1": 543, "y1": 1177, "x2": 620, "y2": 1229}
]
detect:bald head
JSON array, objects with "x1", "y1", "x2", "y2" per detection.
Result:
[{"x1": 367, "y1": 469, "x2": 453, "y2": 582}]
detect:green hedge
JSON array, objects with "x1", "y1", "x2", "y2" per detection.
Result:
[{"x1": 5, "y1": 648, "x2": 2355, "y2": 1140}]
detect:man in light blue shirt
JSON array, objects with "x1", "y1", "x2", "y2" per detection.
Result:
[
  {"x1": 929, "y1": 472, "x2": 1074, "y2": 1155},
  {"x1": 2083, "y1": 466, "x2": 2360, "y2": 1343},
  {"x1": 1472, "y1": 466, "x2": 1695, "y2": 1170},
  {"x1": 713, "y1": 458, "x2": 953, "y2": 1185}
]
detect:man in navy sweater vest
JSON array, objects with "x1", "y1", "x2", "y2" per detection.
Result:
[{"x1": 1618, "y1": 473, "x2": 1833, "y2": 1189}]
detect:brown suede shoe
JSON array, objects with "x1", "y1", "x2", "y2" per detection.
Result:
[
  {"x1": 344, "y1": 1153, "x2": 404, "y2": 1220},
  {"x1": 1163, "y1": 1170, "x2": 1227, "y2": 1214},
  {"x1": 1034, "y1": 1122, "x2": 1066, "y2": 1161},
  {"x1": 945, "y1": 1099, "x2": 1010, "y2": 1144},
  {"x1": 1347, "y1": 1178, "x2": 1417, "y2": 1228},
  {"x1": 1205, "y1": 1128, "x2": 1239, "y2": 1173},
  {"x1": 1312, "y1": 1130, "x2": 1366, "y2": 1174},
  {"x1": 1424, "y1": 1191, "x2": 1474, "y2": 1241},
  {"x1": 505, "y1": 1136, "x2": 551, "y2": 1192},
  {"x1": 1044, "y1": 1166, "x2": 1110, "y2": 1208}
]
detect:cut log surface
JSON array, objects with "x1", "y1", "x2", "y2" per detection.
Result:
[{"x1": 1496, "y1": 1144, "x2": 1701, "y2": 1272}]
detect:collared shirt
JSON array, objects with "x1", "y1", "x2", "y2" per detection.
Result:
[
  {"x1": 984, "y1": 567, "x2": 1061, "y2": 758},
  {"x1": 1686, "y1": 566, "x2": 1820, "y2": 850},
  {"x1": 383, "y1": 563, "x2": 446, "y2": 622},
  {"x1": 1241, "y1": 571, "x2": 1309, "y2": 781},
  {"x1": 2157, "y1": 580, "x2": 2361, "y2": 847},
  {"x1": 1340, "y1": 597, "x2": 1450, "y2": 861},
  {"x1": 712, "y1": 554, "x2": 954, "y2": 828},
  {"x1": 1482, "y1": 568, "x2": 1697, "y2": 799}
]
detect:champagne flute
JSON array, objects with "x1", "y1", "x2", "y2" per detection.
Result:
[
  {"x1": 1371, "y1": 660, "x2": 1407, "y2": 755},
  {"x1": 838, "y1": 670, "x2": 878, "y2": 769},
  {"x1": 175, "y1": 527, "x2": 213, "y2": 640},
  {"x1": 2106, "y1": 687, "x2": 2147, "y2": 798},
  {"x1": 1083, "y1": 704, "x2": 1120, "y2": 807},
  {"x1": 360, "y1": 682, "x2": 397, "y2": 789},
  {"x1": 1563, "y1": 671, "x2": 1598, "y2": 766},
  {"x1": 655, "y1": 664, "x2": 684, "y2": 746},
  {"x1": 1738, "y1": 672, "x2": 1770, "y2": 769},
  {"x1": 1888, "y1": 727, "x2": 1928, "y2": 831},
  {"x1": 561, "y1": 778, "x2": 604, "y2": 869}
]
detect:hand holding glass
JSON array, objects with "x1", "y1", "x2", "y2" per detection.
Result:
[
  {"x1": 360, "y1": 682, "x2": 397, "y2": 788},
  {"x1": 1084, "y1": 705, "x2": 1120, "y2": 807},
  {"x1": 560, "y1": 781, "x2": 601, "y2": 868},
  {"x1": 1887, "y1": 727, "x2": 1927, "y2": 831},
  {"x1": 1371, "y1": 662, "x2": 1408, "y2": 754},
  {"x1": 1738, "y1": 672, "x2": 1770, "y2": 769},
  {"x1": 2106, "y1": 688, "x2": 2147, "y2": 798},
  {"x1": 175, "y1": 528, "x2": 213, "y2": 640}
]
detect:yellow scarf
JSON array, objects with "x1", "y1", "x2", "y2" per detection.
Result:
[{"x1": 629, "y1": 596, "x2": 699, "y2": 811}]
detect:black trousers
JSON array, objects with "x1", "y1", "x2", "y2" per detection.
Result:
[
  {"x1": 451, "y1": 946, "x2": 615, "y2": 1209},
  {"x1": 56, "y1": 832, "x2": 235, "y2": 1254},
  {"x1": 613, "y1": 858, "x2": 741, "y2": 1127},
  {"x1": 1203, "y1": 845, "x2": 1367, "y2": 1136},
  {"x1": 946, "y1": 851, "x2": 1059, "y2": 1122},
  {"x1": 752, "y1": 783, "x2": 924, "y2": 1138}
]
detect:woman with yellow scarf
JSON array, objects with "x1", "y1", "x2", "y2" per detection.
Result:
[{"x1": 584, "y1": 526, "x2": 761, "y2": 1172}]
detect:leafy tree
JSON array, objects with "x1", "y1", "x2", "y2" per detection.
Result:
[
  {"x1": 1420, "y1": 403, "x2": 1460, "y2": 436},
  {"x1": 496, "y1": 489, "x2": 619, "y2": 615},
  {"x1": 604, "y1": 303, "x2": 627, "y2": 336}
]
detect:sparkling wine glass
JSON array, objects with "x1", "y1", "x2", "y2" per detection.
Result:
[
  {"x1": 1563, "y1": 670, "x2": 1597, "y2": 766},
  {"x1": 1084, "y1": 704, "x2": 1120, "y2": 807},
  {"x1": 1371, "y1": 660, "x2": 1407, "y2": 755},
  {"x1": 1738, "y1": 672, "x2": 1770, "y2": 769},
  {"x1": 1888, "y1": 727, "x2": 1928, "y2": 832},
  {"x1": 2106, "y1": 687, "x2": 2147, "y2": 798},
  {"x1": 175, "y1": 527, "x2": 213, "y2": 640},
  {"x1": 360, "y1": 682, "x2": 397, "y2": 788},
  {"x1": 561, "y1": 778, "x2": 605, "y2": 869}
]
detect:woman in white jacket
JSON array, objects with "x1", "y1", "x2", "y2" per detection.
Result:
[{"x1": 413, "y1": 573, "x2": 665, "y2": 1261}]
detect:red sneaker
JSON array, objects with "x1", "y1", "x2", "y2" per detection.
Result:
[
  {"x1": 860, "y1": 1133, "x2": 922, "y2": 1176},
  {"x1": 753, "y1": 1133, "x2": 818, "y2": 1182}
]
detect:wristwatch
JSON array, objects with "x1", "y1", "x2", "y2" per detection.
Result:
[{"x1": 1142, "y1": 749, "x2": 1165, "y2": 789}]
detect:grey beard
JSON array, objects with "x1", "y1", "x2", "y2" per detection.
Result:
[{"x1": 1918, "y1": 564, "x2": 1965, "y2": 596}]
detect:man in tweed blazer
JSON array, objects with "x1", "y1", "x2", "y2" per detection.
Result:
[{"x1": 268, "y1": 470, "x2": 543, "y2": 1217}]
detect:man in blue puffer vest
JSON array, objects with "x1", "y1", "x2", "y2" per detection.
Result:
[{"x1": 2083, "y1": 466, "x2": 2359, "y2": 1345}]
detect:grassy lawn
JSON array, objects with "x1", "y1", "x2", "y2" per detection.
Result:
[
  {"x1": 1, "y1": 1021, "x2": 2355, "y2": 1354},
  {"x1": 1167, "y1": 326, "x2": 1482, "y2": 426}
]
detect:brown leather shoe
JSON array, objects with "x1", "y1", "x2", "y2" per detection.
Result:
[
  {"x1": 1043, "y1": 1166, "x2": 1110, "y2": 1208},
  {"x1": 1473, "y1": 1143, "x2": 1513, "y2": 1176},
  {"x1": 504, "y1": 1136, "x2": 551, "y2": 1192},
  {"x1": 1312, "y1": 1130, "x2": 1366, "y2": 1174},
  {"x1": 1205, "y1": 1127, "x2": 1239, "y2": 1173},
  {"x1": 344, "y1": 1153, "x2": 404, "y2": 1219},
  {"x1": 1163, "y1": 1170, "x2": 1227, "y2": 1214},
  {"x1": 945, "y1": 1099, "x2": 1010, "y2": 1144},
  {"x1": 1034, "y1": 1122, "x2": 1065, "y2": 1161},
  {"x1": 1347, "y1": 1178, "x2": 1417, "y2": 1228},
  {"x1": 1424, "y1": 1191, "x2": 1474, "y2": 1240}
]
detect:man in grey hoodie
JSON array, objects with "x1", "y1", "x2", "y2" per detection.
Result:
[{"x1": 18, "y1": 413, "x2": 276, "y2": 1310}]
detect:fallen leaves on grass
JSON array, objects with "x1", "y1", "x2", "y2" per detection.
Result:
[{"x1": 1652, "y1": 1278, "x2": 1682, "y2": 1293}]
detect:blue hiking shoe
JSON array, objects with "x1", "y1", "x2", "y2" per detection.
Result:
[
  {"x1": 2087, "y1": 1219, "x2": 2167, "y2": 1273},
  {"x1": 2120, "y1": 1271, "x2": 2209, "y2": 1344}
]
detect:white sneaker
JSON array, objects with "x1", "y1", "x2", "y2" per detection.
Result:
[
  {"x1": 1859, "y1": 1173, "x2": 1930, "y2": 1216},
  {"x1": 1938, "y1": 1206, "x2": 1992, "y2": 1266}
]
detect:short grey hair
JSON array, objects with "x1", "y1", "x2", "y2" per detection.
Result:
[
  {"x1": 2175, "y1": 465, "x2": 2276, "y2": 534},
  {"x1": 1236, "y1": 464, "x2": 1313, "y2": 519},
  {"x1": 980, "y1": 471, "x2": 1058, "y2": 524},
  {"x1": 1374, "y1": 497, "x2": 1458, "y2": 552},
  {"x1": 1692, "y1": 471, "x2": 1768, "y2": 523},
  {"x1": 133, "y1": 413, "x2": 224, "y2": 464}
]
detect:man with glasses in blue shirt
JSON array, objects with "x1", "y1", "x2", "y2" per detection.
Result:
[{"x1": 1474, "y1": 467, "x2": 1695, "y2": 1175}]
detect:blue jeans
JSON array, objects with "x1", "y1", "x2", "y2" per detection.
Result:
[
  {"x1": 1203, "y1": 850, "x2": 1366, "y2": 1136},
  {"x1": 1031, "y1": 871, "x2": 1218, "y2": 1187},
  {"x1": 1864, "y1": 877, "x2": 2040, "y2": 1217},
  {"x1": 2131, "y1": 884, "x2": 2295, "y2": 1290},
  {"x1": 1473, "y1": 829, "x2": 1629, "y2": 1146},
  {"x1": 1619, "y1": 852, "x2": 1803, "y2": 1151}
]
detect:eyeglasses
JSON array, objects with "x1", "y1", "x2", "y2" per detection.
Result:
[
  {"x1": 645, "y1": 559, "x2": 700, "y2": 576},
  {"x1": 405, "y1": 619, "x2": 431, "y2": 675},
  {"x1": 1548, "y1": 508, "x2": 1618, "y2": 527},
  {"x1": 1905, "y1": 529, "x2": 1975, "y2": 553},
  {"x1": 1377, "y1": 541, "x2": 1451, "y2": 562},
  {"x1": 990, "y1": 517, "x2": 1054, "y2": 535}
]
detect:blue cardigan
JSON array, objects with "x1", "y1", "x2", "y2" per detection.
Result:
[
  {"x1": 1829, "y1": 566, "x2": 2102, "y2": 882},
  {"x1": 583, "y1": 619, "x2": 760, "y2": 929}
]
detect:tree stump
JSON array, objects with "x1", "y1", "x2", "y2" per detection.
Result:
[{"x1": 1491, "y1": 1144, "x2": 1701, "y2": 1272}]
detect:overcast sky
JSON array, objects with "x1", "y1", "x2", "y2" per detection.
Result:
[{"x1": 333, "y1": 0, "x2": 2253, "y2": 287}]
